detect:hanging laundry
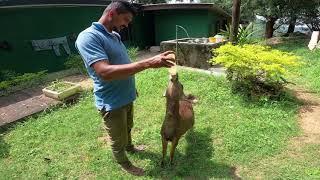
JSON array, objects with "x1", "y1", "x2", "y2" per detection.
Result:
[{"x1": 31, "y1": 36, "x2": 71, "y2": 56}]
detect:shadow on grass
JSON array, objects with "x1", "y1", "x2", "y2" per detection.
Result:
[
  {"x1": 135, "y1": 128, "x2": 240, "y2": 179},
  {"x1": 235, "y1": 87, "x2": 302, "y2": 111},
  {"x1": 0, "y1": 92, "x2": 90, "y2": 160},
  {"x1": 0, "y1": 128, "x2": 10, "y2": 159},
  {"x1": 269, "y1": 38, "x2": 309, "y2": 51}
]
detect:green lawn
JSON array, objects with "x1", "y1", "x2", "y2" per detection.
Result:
[
  {"x1": 240, "y1": 39, "x2": 320, "y2": 179},
  {"x1": 272, "y1": 38, "x2": 320, "y2": 94},
  {"x1": 0, "y1": 40, "x2": 319, "y2": 179}
]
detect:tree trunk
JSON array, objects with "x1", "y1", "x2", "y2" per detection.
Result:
[
  {"x1": 308, "y1": 31, "x2": 320, "y2": 50},
  {"x1": 230, "y1": 0, "x2": 241, "y2": 43},
  {"x1": 286, "y1": 17, "x2": 297, "y2": 36},
  {"x1": 265, "y1": 17, "x2": 277, "y2": 39}
]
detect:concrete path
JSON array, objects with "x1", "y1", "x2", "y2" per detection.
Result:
[
  {"x1": 0, "y1": 87, "x2": 61, "y2": 127},
  {"x1": 0, "y1": 74, "x2": 92, "y2": 127}
]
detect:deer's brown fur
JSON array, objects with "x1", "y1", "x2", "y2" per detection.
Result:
[{"x1": 160, "y1": 74, "x2": 195, "y2": 166}]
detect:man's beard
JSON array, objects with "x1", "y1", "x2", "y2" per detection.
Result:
[
  {"x1": 112, "y1": 27, "x2": 120, "y2": 32},
  {"x1": 113, "y1": 26, "x2": 127, "y2": 33}
]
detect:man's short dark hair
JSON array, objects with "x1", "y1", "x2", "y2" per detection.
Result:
[{"x1": 104, "y1": 1, "x2": 137, "y2": 16}]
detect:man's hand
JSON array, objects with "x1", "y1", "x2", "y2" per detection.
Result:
[
  {"x1": 147, "y1": 51, "x2": 175, "y2": 68},
  {"x1": 91, "y1": 51, "x2": 176, "y2": 81}
]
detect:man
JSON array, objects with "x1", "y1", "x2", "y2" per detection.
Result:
[{"x1": 75, "y1": 1, "x2": 174, "y2": 176}]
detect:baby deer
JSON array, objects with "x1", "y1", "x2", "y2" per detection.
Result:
[{"x1": 160, "y1": 72, "x2": 195, "y2": 166}]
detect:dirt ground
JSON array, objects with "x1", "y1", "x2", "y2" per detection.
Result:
[{"x1": 292, "y1": 87, "x2": 320, "y2": 145}]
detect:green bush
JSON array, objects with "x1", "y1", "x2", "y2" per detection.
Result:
[
  {"x1": 64, "y1": 55, "x2": 87, "y2": 75},
  {"x1": 0, "y1": 70, "x2": 20, "y2": 81},
  {"x1": 0, "y1": 70, "x2": 47, "y2": 95},
  {"x1": 237, "y1": 23, "x2": 256, "y2": 45},
  {"x1": 209, "y1": 43, "x2": 300, "y2": 99},
  {"x1": 219, "y1": 22, "x2": 256, "y2": 45}
]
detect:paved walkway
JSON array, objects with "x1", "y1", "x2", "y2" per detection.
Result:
[
  {"x1": 0, "y1": 74, "x2": 92, "y2": 127},
  {"x1": 0, "y1": 87, "x2": 61, "y2": 126}
]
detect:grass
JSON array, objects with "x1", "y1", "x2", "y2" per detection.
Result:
[
  {"x1": 238, "y1": 38, "x2": 320, "y2": 179},
  {"x1": 46, "y1": 80, "x2": 75, "y2": 93},
  {"x1": 0, "y1": 67, "x2": 302, "y2": 179},
  {"x1": 242, "y1": 143, "x2": 320, "y2": 179},
  {"x1": 127, "y1": 46, "x2": 139, "y2": 62},
  {"x1": 0, "y1": 70, "x2": 47, "y2": 96},
  {"x1": 1, "y1": 39, "x2": 319, "y2": 179},
  {"x1": 271, "y1": 38, "x2": 320, "y2": 94}
]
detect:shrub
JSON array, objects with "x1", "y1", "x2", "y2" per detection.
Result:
[
  {"x1": 0, "y1": 70, "x2": 20, "y2": 81},
  {"x1": 0, "y1": 70, "x2": 47, "y2": 95},
  {"x1": 209, "y1": 43, "x2": 300, "y2": 99},
  {"x1": 237, "y1": 23, "x2": 256, "y2": 45},
  {"x1": 64, "y1": 55, "x2": 87, "y2": 75},
  {"x1": 219, "y1": 22, "x2": 256, "y2": 45}
]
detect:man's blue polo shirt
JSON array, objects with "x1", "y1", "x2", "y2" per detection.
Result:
[{"x1": 75, "y1": 22, "x2": 136, "y2": 111}]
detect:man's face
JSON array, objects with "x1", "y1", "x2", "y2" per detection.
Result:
[{"x1": 111, "y1": 11, "x2": 133, "y2": 32}]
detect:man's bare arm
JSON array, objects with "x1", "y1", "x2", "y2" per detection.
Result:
[{"x1": 91, "y1": 51, "x2": 175, "y2": 81}]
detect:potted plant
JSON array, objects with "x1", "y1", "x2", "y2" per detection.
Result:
[{"x1": 42, "y1": 80, "x2": 81, "y2": 100}]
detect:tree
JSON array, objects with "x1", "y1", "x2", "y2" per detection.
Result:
[
  {"x1": 251, "y1": 0, "x2": 320, "y2": 38},
  {"x1": 282, "y1": 0, "x2": 300, "y2": 35},
  {"x1": 249, "y1": 0, "x2": 287, "y2": 38},
  {"x1": 300, "y1": 0, "x2": 320, "y2": 31},
  {"x1": 200, "y1": 0, "x2": 254, "y2": 21},
  {"x1": 231, "y1": 0, "x2": 241, "y2": 43},
  {"x1": 281, "y1": 0, "x2": 318, "y2": 35},
  {"x1": 201, "y1": 0, "x2": 320, "y2": 39}
]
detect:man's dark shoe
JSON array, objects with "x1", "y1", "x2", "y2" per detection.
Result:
[
  {"x1": 119, "y1": 161, "x2": 144, "y2": 176},
  {"x1": 126, "y1": 145, "x2": 146, "y2": 154}
]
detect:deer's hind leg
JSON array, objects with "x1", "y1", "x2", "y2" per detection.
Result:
[
  {"x1": 169, "y1": 137, "x2": 180, "y2": 166},
  {"x1": 161, "y1": 136, "x2": 168, "y2": 167}
]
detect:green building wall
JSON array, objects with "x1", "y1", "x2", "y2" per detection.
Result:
[
  {"x1": 0, "y1": 6, "x2": 226, "y2": 75},
  {"x1": 154, "y1": 10, "x2": 219, "y2": 45},
  {"x1": 130, "y1": 12, "x2": 155, "y2": 49},
  {"x1": 0, "y1": 6, "x2": 104, "y2": 74}
]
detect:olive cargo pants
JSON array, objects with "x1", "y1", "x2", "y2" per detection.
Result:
[{"x1": 100, "y1": 103, "x2": 134, "y2": 164}]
